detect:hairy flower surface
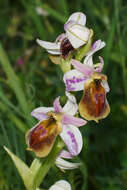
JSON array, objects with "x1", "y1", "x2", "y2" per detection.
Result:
[
  {"x1": 37, "y1": 12, "x2": 91, "y2": 59},
  {"x1": 79, "y1": 72, "x2": 110, "y2": 122},
  {"x1": 26, "y1": 92, "x2": 86, "y2": 157},
  {"x1": 49, "y1": 180, "x2": 71, "y2": 190}
]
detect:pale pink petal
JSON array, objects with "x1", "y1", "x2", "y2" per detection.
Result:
[
  {"x1": 31, "y1": 107, "x2": 54, "y2": 120},
  {"x1": 91, "y1": 39, "x2": 106, "y2": 52},
  {"x1": 94, "y1": 56, "x2": 104, "y2": 72},
  {"x1": 87, "y1": 39, "x2": 106, "y2": 58},
  {"x1": 83, "y1": 55, "x2": 93, "y2": 67},
  {"x1": 101, "y1": 80, "x2": 110, "y2": 92},
  {"x1": 83, "y1": 40, "x2": 106, "y2": 67},
  {"x1": 55, "y1": 33, "x2": 66, "y2": 43},
  {"x1": 36, "y1": 39, "x2": 60, "y2": 55},
  {"x1": 55, "y1": 180, "x2": 71, "y2": 188},
  {"x1": 55, "y1": 157, "x2": 80, "y2": 170},
  {"x1": 53, "y1": 97, "x2": 63, "y2": 113},
  {"x1": 64, "y1": 20, "x2": 78, "y2": 31},
  {"x1": 60, "y1": 125, "x2": 83, "y2": 156},
  {"x1": 59, "y1": 150, "x2": 73, "y2": 159},
  {"x1": 63, "y1": 69, "x2": 86, "y2": 91},
  {"x1": 66, "y1": 24, "x2": 90, "y2": 48},
  {"x1": 49, "y1": 180, "x2": 72, "y2": 190},
  {"x1": 71, "y1": 59, "x2": 94, "y2": 77},
  {"x1": 62, "y1": 92, "x2": 78, "y2": 115},
  {"x1": 66, "y1": 12, "x2": 86, "y2": 26},
  {"x1": 46, "y1": 50, "x2": 60, "y2": 55},
  {"x1": 62, "y1": 114, "x2": 87, "y2": 126},
  {"x1": 64, "y1": 11, "x2": 87, "y2": 31}
]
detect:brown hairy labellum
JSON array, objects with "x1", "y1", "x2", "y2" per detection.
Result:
[
  {"x1": 60, "y1": 37, "x2": 74, "y2": 59},
  {"x1": 79, "y1": 72, "x2": 110, "y2": 122},
  {"x1": 26, "y1": 112, "x2": 62, "y2": 157}
]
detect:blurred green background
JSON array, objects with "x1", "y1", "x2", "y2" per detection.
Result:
[{"x1": 0, "y1": 0, "x2": 127, "y2": 189}]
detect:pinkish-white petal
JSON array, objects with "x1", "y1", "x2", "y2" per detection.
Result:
[
  {"x1": 83, "y1": 40, "x2": 106, "y2": 67},
  {"x1": 36, "y1": 39, "x2": 60, "y2": 55},
  {"x1": 94, "y1": 56, "x2": 104, "y2": 72},
  {"x1": 83, "y1": 54, "x2": 93, "y2": 67},
  {"x1": 101, "y1": 80, "x2": 110, "y2": 92},
  {"x1": 62, "y1": 91, "x2": 78, "y2": 115},
  {"x1": 60, "y1": 124, "x2": 83, "y2": 156},
  {"x1": 59, "y1": 150, "x2": 73, "y2": 159},
  {"x1": 66, "y1": 12, "x2": 86, "y2": 26},
  {"x1": 64, "y1": 21, "x2": 78, "y2": 31},
  {"x1": 62, "y1": 114, "x2": 87, "y2": 126},
  {"x1": 87, "y1": 39, "x2": 106, "y2": 58},
  {"x1": 31, "y1": 107, "x2": 54, "y2": 120},
  {"x1": 55, "y1": 157, "x2": 80, "y2": 170},
  {"x1": 53, "y1": 97, "x2": 63, "y2": 113},
  {"x1": 91, "y1": 39, "x2": 106, "y2": 52},
  {"x1": 63, "y1": 69, "x2": 87, "y2": 91},
  {"x1": 49, "y1": 180, "x2": 71, "y2": 190},
  {"x1": 55, "y1": 33, "x2": 66, "y2": 43},
  {"x1": 46, "y1": 50, "x2": 60, "y2": 55},
  {"x1": 71, "y1": 59, "x2": 94, "y2": 77},
  {"x1": 66, "y1": 24, "x2": 90, "y2": 48}
]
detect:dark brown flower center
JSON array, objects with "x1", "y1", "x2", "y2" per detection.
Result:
[{"x1": 60, "y1": 37, "x2": 74, "y2": 59}]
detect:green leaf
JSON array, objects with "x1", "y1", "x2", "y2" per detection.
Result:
[
  {"x1": 0, "y1": 101, "x2": 28, "y2": 133},
  {"x1": 0, "y1": 43, "x2": 29, "y2": 116},
  {"x1": 4, "y1": 146, "x2": 33, "y2": 190},
  {"x1": 4, "y1": 138, "x2": 64, "y2": 190}
]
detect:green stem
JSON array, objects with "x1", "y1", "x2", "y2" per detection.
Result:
[
  {"x1": 21, "y1": 0, "x2": 46, "y2": 39},
  {"x1": 41, "y1": 4, "x2": 66, "y2": 23},
  {"x1": 32, "y1": 138, "x2": 64, "y2": 190},
  {"x1": 114, "y1": 0, "x2": 127, "y2": 102},
  {"x1": 103, "y1": 16, "x2": 116, "y2": 71},
  {"x1": 120, "y1": 56, "x2": 127, "y2": 102},
  {"x1": 0, "y1": 101, "x2": 28, "y2": 133},
  {"x1": 0, "y1": 44, "x2": 29, "y2": 115},
  {"x1": 0, "y1": 43, "x2": 35, "y2": 126},
  {"x1": 0, "y1": 86, "x2": 24, "y2": 118}
]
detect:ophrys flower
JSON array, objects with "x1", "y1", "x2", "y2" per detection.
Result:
[
  {"x1": 37, "y1": 12, "x2": 91, "y2": 59},
  {"x1": 63, "y1": 40, "x2": 110, "y2": 122},
  {"x1": 26, "y1": 92, "x2": 86, "y2": 157}
]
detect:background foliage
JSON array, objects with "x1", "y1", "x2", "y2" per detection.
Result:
[{"x1": 0, "y1": 0, "x2": 127, "y2": 189}]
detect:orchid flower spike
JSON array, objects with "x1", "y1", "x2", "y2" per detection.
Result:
[
  {"x1": 37, "y1": 12, "x2": 91, "y2": 59},
  {"x1": 49, "y1": 180, "x2": 71, "y2": 190},
  {"x1": 26, "y1": 92, "x2": 86, "y2": 158}
]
